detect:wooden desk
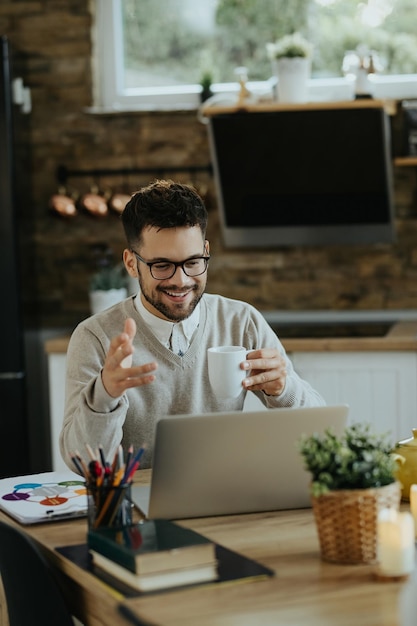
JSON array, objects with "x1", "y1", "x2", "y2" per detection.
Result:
[{"x1": 0, "y1": 470, "x2": 411, "y2": 626}]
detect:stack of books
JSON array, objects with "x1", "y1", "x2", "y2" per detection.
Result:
[{"x1": 87, "y1": 519, "x2": 218, "y2": 592}]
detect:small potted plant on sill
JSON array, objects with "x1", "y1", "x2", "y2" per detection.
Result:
[
  {"x1": 298, "y1": 423, "x2": 401, "y2": 564},
  {"x1": 266, "y1": 32, "x2": 313, "y2": 103},
  {"x1": 199, "y1": 49, "x2": 216, "y2": 103},
  {"x1": 200, "y1": 70, "x2": 214, "y2": 103},
  {"x1": 89, "y1": 244, "x2": 128, "y2": 315}
]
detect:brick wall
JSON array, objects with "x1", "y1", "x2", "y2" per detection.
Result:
[{"x1": 3, "y1": 1, "x2": 417, "y2": 329}]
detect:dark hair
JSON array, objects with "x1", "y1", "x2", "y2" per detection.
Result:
[{"x1": 121, "y1": 179, "x2": 208, "y2": 248}]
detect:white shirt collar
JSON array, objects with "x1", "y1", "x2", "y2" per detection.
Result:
[{"x1": 134, "y1": 293, "x2": 200, "y2": 348}]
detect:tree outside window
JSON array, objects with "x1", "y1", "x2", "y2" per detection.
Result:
[{"x1": 120, "y1": 0, "x2": 417, "y2": 90}]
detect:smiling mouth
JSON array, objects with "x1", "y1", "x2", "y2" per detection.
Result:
[
  {"x1": 164, "y1": 290, "x2": 191, "y2": 300},
  {"x1": 160, "y1": 286, "x2": 196, "y2": 299}
]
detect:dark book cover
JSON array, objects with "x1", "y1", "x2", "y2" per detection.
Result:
[{"x1": 87, "y1": 520, "x2": 216, "y2": 574}]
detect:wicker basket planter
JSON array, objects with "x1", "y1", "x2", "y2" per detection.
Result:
[{"x1": 311, "y1": 481, "x2": 401, "y2": 564}]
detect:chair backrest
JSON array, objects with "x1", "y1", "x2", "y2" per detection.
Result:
[{"x1": 0, "y1": 521, "x2": 74, "y2": 626}]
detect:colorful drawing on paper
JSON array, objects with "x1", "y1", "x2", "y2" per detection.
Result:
[{"x1": 1, "y1": 479, "x2": 86, "y2": 508}]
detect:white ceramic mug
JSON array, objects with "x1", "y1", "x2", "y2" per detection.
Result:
[{"x1": 207, "y1": 346, "x2": 248, "y2": 399}]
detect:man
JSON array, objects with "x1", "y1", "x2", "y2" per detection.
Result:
[{"x1": 60, "y1": 180, "x2": 325, "y2": 471}]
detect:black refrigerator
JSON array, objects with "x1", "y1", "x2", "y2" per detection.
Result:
[{"x1": 0, "y1": 35, "x2": 32, "y2": 477}]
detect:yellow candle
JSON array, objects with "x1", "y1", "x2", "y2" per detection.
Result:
[
  {"x1": 377, "y1": 508, "x2": 415, "y2": 577},
  {"x1": 410, "y1": 484, "x2": 417, "y2": 537}
]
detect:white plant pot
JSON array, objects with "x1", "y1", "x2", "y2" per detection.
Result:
[
  {"x1": 274, "y1": 57, "x2": 311, "y2": 103},
  {"x1": 89, "y1": 288, "x2": 127, "y2": 315}
]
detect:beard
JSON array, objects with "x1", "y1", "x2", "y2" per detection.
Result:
[{"x1": 138, "y1": 275, "x2": 204, "y2": 322}]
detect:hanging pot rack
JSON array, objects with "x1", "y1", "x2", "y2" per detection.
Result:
[
  {"x1": 56, "y1": 164, "x2": 213, "y2": 185},
  {"x1": 51, "y1": 164, "x2": 213, "y2": 218}
]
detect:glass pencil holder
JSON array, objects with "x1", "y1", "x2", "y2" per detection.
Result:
[{"x1": 86, "y1": 482, "x2": 132, "y2": 530}]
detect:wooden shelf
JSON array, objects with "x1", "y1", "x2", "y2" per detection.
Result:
[
  {"x1": 394, "y1": 156, "x2": 417, "y2": 167},
  {"x1": 201, "y1": 98, "x2": 397, "y2": 117}
]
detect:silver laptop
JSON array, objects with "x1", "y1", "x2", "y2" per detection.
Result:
[{"x1": 131, "y1": 405, "x2": 349, "y2": 520}]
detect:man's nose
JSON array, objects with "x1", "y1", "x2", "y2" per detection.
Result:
[{"x1": 171, "y1": 264, "x2": 189, "y2": 283}]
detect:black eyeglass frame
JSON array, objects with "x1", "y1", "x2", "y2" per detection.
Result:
[{"x1": 131, "y1": 250, "x2": 210, "y2": 280}]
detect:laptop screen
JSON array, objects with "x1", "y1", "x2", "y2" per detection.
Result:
[{"x1": 131, "y1": 405, "x2": 349, "y2": 519}]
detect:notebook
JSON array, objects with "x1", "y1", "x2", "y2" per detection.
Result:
[
  {"x1": 0, "y1": 471, "x2": 88, "y2": 524},
  {"x1": 131, "y1": 404, "x2": 349, "y2": 520}
]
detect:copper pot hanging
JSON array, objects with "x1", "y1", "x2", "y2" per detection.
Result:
[
  {"x1": 80, "y1": 186, "x2": 108, "y2": 217},
  {"x1": 108, "y1": 192, "x2": 131, "y2": 214},
  {"x1": 49, "y1": 187, "x2": 78, "y2": 218}
]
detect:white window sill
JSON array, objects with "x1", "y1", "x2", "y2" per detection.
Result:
[{"x1": 90, "y1": 76, "x2": 417, "y2": 115}]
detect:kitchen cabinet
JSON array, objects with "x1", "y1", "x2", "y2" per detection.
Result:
[
  {"x1": 394, "y1": 157, "x2": 417, "y2": 167},
  {"x1": 47, "y1": 349, "x2": 415, "y2": 468},
  {"x1": 45, "y1": 321, "x2": 417, "y2": 470},
  {"x1": 291, "y1": 351, "x2": 417, "y2": 442},
  {"x1": 46, "y1": 352, "x2": 67, "y2": 472}
]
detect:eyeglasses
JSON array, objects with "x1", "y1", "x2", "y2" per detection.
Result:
[{"x1": 131, "y1": 251, "x2": 210, "y2": 280}]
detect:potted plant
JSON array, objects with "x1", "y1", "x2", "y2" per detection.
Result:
[
  {"x1": 199, "y1": 49, "x2": 216, "y2": 103},
  {"x1": 266, "y1": 32, "x2": 313, "y2": 103},
  {"x1": 266, "y1": 32, "x2": 313, "y2": 60},
  {"x1": 89, "y1": 244, "x2": 128, "y2": 314},
  {"x1": 200, "y1": 70, "x2": 214, "y2": 103},
  {"x1": 298, "y1": 423, "x2": 401, "y2": 564}
]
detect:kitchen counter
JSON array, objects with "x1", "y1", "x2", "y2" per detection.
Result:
[
  {"x1": 44, "y1": 320, "x2": 417, "y2": 354},
  {"x1": 281, "y1": 321, "x2": 417, "y2": 352},
  {"x1": 44, "y1": 336, "x2": 71, "y2": 354}
]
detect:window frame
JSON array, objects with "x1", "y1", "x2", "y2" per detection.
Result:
[
  {"x1": 94, "y1": 0, "x2": 205, "y2": 111},
  {"x1": 93, "y1": 0, "x2": 417, "y2": 113}
]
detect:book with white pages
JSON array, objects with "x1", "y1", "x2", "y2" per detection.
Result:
[
  {"x1": 132, "y1": 404, "x2": 349, "y2": 520},
  {"x1": 90, "y1": 549, "x2": 218, "y2": 592}
]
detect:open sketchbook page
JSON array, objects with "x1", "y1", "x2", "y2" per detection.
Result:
[{"x1": 0, "y1": 471, "x2": 87, "y2": 524}]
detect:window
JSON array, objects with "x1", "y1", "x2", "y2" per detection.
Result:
[{"x1": 94, "y1": 0, "x2": 417, "y2": 111}]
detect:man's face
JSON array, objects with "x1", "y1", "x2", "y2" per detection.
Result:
[{"x1": 125, "y1": 225, "x2": 209, "y2": 322}]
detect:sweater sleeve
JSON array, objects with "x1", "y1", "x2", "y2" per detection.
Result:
[
  {"x1": 243, "y1": 305, "x2": 326, "y2": 409},
  {"x1": 59, "y1": 322, "x2": 128, "y2": 474},
  {"x1": 262, "y1": 350, "x2": 326, "y2": 408}
]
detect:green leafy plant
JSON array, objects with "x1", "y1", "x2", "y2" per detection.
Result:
[
  {"x1": 200, "y1": 70, "x2": 213, "y2": 93},
  {"x1": 266, "y1": 32, "x2": 313, "y2": 60},
  {"x1": 90, "y1": 262, "x2": 128, "y2": 291},
  {"x1": 298, "y1": 423, "x2": 397, "y2": 497},
  {"x1": 89, "y1": 243, "x2": 128, "y2": 291}
]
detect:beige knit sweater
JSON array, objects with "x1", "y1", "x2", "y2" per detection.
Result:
[{"x1": 59, "y1": 293, "x2": 325, "y2": 471}]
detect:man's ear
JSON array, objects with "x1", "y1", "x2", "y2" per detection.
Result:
[{"x1": 123, "y1": 249, "x2": 138, "y2": 277}]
